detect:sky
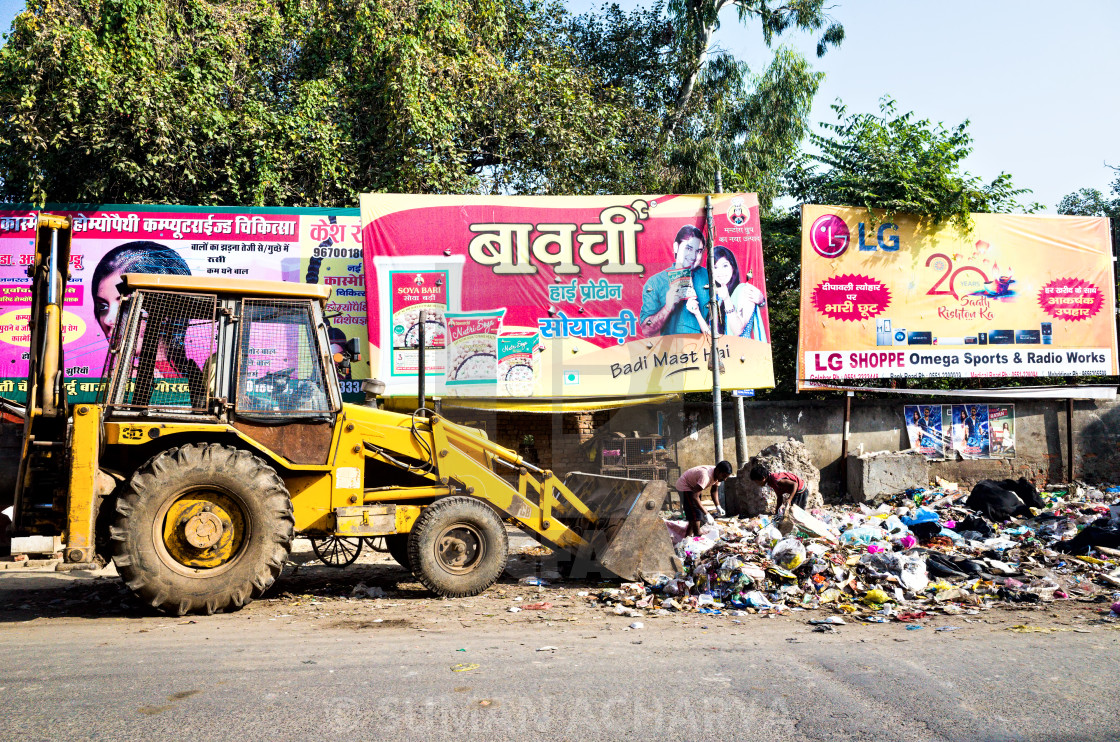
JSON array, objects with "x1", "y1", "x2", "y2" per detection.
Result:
[{"x1": 1, "y1": 0, "x2": 1116, "y2": 212}]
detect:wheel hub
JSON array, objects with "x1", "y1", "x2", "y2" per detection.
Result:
[
  {"x1": 435, "y1": 525, "x2": 484, "y2": 574},
  {"x1": 183, "y1": 511, "x2": 224, "y2": 549},
  {"x1": 161, "y1": 491, "x2": 247, "y2": 570}
]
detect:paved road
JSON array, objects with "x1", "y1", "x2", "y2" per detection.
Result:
[
  {"x1": 3, "y1": 601, "x2": 1117, "y2": 741},
  {"x1": 2, "y1": 540, "x2": 1117, "y2": 742}
]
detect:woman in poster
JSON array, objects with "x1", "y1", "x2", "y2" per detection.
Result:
[
  {"x1": 711, "y1": 245, "x2": 767, "y2": 341},
  {"x1": 91, "y1": 242, "x2": 205, "y2": 407}
]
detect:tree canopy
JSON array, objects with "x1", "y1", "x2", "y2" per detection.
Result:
[
  {"x1": 0, "y1": 0, "x2": 652, "y2": 205},
  {"x1": 786, "y1": 97, "x2": 1039, "y2": 232},
  {"x1": 0, "y1": 0, "x2": 845, "y2": 207},
  {"x1": 1058, "y1": 167, "x2": 1119, "y2": 249}
]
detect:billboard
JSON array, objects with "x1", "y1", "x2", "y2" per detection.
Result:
[
  {"x1": 359, "y1": 194, "x2": 774, "y2": 398},
  {"x1": 799, "y1": 206, "x2": 1118, "y2": 389},
  {"x1": 0, "y1": 206, "x2": 369, "y2": 403}
]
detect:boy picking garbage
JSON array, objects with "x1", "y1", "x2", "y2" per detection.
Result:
[
  {"x1": 676, "y1": 461, "x2": 733, "y2": 537},
  {"x1": 749, "y1": 465, "x2": 809, "y2": 517}
]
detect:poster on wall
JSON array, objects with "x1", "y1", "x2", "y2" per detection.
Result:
[
  {"x1": 0, "y1": 207, "x2": 369, "y2": 403},
  {"x1": 950, "y1": 404, "x2": 990, "y2": 458},
  {"x1": 799, "y1": 206, "x2": 1118, "y2": 389},
  {"x1": 904, "y1": 404, "x2": 945, "y2": 457},
  {"x1": 903, "y1": 403, "x2": 1016, "y2": 459},
  {"x1": 360, "y1": 194, "x2": 775, "y2": 398},
  {"x1": 988, "y1": 404, "x2": 1016, "y2": 458}
]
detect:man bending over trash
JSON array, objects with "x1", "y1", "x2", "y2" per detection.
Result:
[
  {"x1": 676, "y1": 461, "x2": 733, "y2": 537},
  {"x1": 750, "y1": 465, "x2": 809, "y2": 517}
]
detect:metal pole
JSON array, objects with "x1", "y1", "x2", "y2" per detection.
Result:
[
  {"x1": 1066, "y1": 398, "x2": 1074, "y2": 483},
  {"x1": 417, "y1": 309, "x2": 426, "y2": 410},
  {"x1": 840, "y1": 391, "x2": 853, "y2": 500},
  {"x1": 735, "y1": 396, "x2": 747, "y2": 470},
  {"x1": 704, "y1": 196, "x2": 723, "y2": 467}
]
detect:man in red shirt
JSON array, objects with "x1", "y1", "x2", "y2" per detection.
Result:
[
  {"x1": 749, "y1": 465, "x2": 808, "y2": 516},
  {"x1": 676, "y1": 461, "x2": 733, "y2": 537}
]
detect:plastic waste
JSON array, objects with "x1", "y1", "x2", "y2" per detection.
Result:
[
  {"x1": 756, "y1": 524, "x2": 783, "y2": 548},
  {"x1": 743, "y1": 590, "x2": 773, "y2": 608},
  {"x1": 519, "y1": 576, "x2": 549, "y2": 586},
  {"x1": 898, "y1": 553, "x2": 929, "y2": 592},
  {"x1": 862, "y1": 588, "x2": 890, "y2": 606},
  {"x1": 901, "y1": 507, "x2": 940, "y2": 527},
  {"x1": 841, "y1": 526, "x2": 885, "y2": 546},
  {"x1": 772, "y1": 538, "x2": 807, "y2": 570},
  {"x1": 899, "y1": 534, "x2": 917, "y2": 549}
]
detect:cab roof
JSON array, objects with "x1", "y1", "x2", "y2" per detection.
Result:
[{"x1": 122, "y1": 273, "x2": 333, "y2": 304}]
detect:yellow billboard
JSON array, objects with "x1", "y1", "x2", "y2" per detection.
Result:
[{"x1": 798, "y1": 205, "x2": 1117, "y2": 389}]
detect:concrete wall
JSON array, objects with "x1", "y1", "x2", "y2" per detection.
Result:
[{"x1": 572, "y1": 397, "x2": 1120, "y2": 498}]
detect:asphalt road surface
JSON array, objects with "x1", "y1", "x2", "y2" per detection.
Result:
[{"x1": 2, "y1": 542, "x2": 1118, "y2": 742}]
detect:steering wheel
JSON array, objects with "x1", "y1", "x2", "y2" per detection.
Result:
[{"x1": 259, "y1": 367, "x2": 296, "y2": 385}]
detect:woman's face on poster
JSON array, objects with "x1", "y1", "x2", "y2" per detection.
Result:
[
  {"x1": 713, "y1": 256, "x2": 735, "y2": 287},
  {"x1": 93, "y1": 269, "x2": 125, "y2": 338}
]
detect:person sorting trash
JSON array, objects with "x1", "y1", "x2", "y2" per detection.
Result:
[
  {"x1": 749, "y1": 465, "x2": 809, "y2": 517},
  {"x1": 676, "y1": 461, "x2": 733, "y2": 537}
]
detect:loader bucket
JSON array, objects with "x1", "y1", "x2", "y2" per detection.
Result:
[{"x1": 548, "y1": 472, "x2": 680, "y2": 581}]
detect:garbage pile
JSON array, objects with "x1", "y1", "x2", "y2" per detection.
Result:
[{"x1": 592, "y1": 479, "x2": 1120, "y2": 622}]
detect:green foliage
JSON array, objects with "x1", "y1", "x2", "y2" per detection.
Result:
[
  {"x1": 1058, "y1": 167, "x2": 1120, "y2": 250},
  {"x1": 0, "y1": 0, "x2": 642, "y2": 205},
  {"x1": 567, "y1": 2, "x2": 828, "y2": 204},
  {"x1": 787, "y1": 97, "x2": 1041, "y2": 232}
]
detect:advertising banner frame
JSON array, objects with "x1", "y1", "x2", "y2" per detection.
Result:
[{"x1": 798, "y1": 205, "x2": 1118, "y2": 390}]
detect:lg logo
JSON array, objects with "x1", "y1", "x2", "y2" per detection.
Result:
[{"x1": 810, "y1": 215, "x2": 900, "y2": 258}]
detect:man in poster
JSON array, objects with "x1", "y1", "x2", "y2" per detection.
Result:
[{"x1": 639, "y1": 224, "x2": 711, "y2": 337}]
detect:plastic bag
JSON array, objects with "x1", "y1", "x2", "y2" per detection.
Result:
[
  {"x1": 756, "y1": 524, "x2": 783, "y2": 548},
  {"x1": 841, "y1": 526, "x2": 885, "y2": 546},
  {"x1": 771, "y1": 538, "x2": 806, "y2": 570},
  {"x1": 676, "y1": 523, "x2": 721, "y2": 560},
  {"x1": 898, "y1": 553, "x2": 929, "y2": 591}
]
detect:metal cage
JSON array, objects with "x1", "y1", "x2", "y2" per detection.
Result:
[{"x1": 99, "y1": 290, "x2": 218, "y2": 413}]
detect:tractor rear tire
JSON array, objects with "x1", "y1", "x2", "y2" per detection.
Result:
[
  {"x1": 407, "y1": 497, "x2": 508, "y2": 598},
  {"x1": 110, "y1": 443, "x2": 294, "y2": 616},
  {"x1": 383, "y1": 534, "x2": 411, "y2": 570}
]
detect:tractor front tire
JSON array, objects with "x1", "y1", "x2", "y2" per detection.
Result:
[
  {"x1": 408, "y1": 497, "x2": 508, "y2": 598},
  {"x1": 110, "y1": 443, "x2": 294, "y2": 615}
]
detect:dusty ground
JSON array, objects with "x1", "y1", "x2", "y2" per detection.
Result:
[{"x1": 1, "y1": 533, "x2": 1116, "y2": 636}]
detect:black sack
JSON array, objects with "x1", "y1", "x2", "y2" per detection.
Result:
[
  {"x1": 996, "y1": 478, "x2": 1045, "y2": 510},
  {"x1": 966, "y1": 480, "x2": 1032, "y2": 522}
]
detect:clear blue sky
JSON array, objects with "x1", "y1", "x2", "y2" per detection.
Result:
[{"x1": 2, "y1": 0, "x2": 1116, "y2": 211}]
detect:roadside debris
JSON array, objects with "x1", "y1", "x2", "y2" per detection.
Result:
[{"x1": 584, "y1": 480, "x2": 1120, "y2": 626}]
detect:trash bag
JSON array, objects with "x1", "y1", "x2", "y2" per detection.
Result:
[
  {"x1": 1053, "y1": 521, "x2": 1120, "y2": 555},
  {"x1": 898, "y1": 553, "x2": 929, "y2": 592},
  {"x1": 995, "y1": 478, "x2": 1045, "y2": 510},
  {"x1": 967, "y1": 480, "x2": 1033, "y2": 522},
  {"x1": 950, "y1": 514, "x2": 994, "y2": 538},
  {"x1": 908, "y1": 521, "x2": 942, "y2": 543},
  {"x1": 772, "y1": 538, "x2": 806, "y2": 570},
  {"x1": 924, "y1": 552, "x2": 969, "y2": 578}
]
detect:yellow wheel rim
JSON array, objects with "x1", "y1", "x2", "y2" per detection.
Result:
[{"x1": 161, "y1": 490, "x2": 248, "y2": 570}]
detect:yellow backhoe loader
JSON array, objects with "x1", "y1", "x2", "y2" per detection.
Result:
[{"x1": 0, "y1": 215, "x2": 677, "y2": 615}]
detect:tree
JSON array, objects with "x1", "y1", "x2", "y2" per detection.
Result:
[
  {"x1": 786, "y1": 97, "x2": 1040, "y2": 232},
  {"x1": 567, "y1": 2, "x2": 827, "y2": 205},
  {"x1": 1058, "y1": 167, "x2": 1120, "y2": 250},
  {"x1": 661, "y1": 0, "x2": 842, "y2": 146},
  {"x1": 0, "y1": 0, "x2": 644, "y2": 205}
]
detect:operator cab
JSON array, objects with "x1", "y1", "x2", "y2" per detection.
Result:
[{"x1": 98, "y1": 274, "x2": 341, "y2": 424}]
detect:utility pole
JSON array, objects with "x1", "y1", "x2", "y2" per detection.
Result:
[{"x1": 704, "y1": 196, "x2": 723, "y2": 469}]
